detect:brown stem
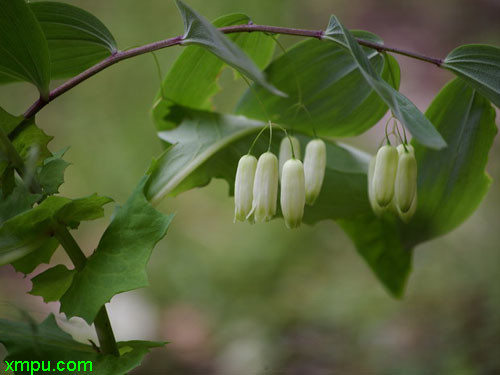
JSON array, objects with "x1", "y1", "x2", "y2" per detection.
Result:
[{"x1": 23, "y1": 25, "x2": 443, "y2": 119}]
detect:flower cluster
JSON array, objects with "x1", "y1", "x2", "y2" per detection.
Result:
[
  {"x1": 234, "y1": 136, "x2": 326, "y2": 228},
  {"x1": 368, "y1": 143, "x2": 418, "y2": 222}
]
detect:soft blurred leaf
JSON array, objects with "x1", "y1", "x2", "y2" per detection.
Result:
[
  {"x1": 236, "y1": 32, "x2": 401, "y2": 137},
  {"x1": 324, "y1": 15, "x2": 446, "y2": 148},
  {"x1": 145, "y1": 107, "x2": 371, "y2": 222},
  {"x1": 11, "y1": 238, "x2": 59, "y2": 275},
  {"x1": 443, "y1": 44, "x2": 500, "y2": 107},
  {"x1": 406, "y1": 78, "x2": 497, "y2": 243},
  {"x1": 30, "y1": 264, "x2": 76, "y2": 303},
  {"x1": 0, "y1": 185, "x2": 40, "y2": 224},
  {"x1": 0, "y1": 106, "x2": 27, "y2": 175},
  {"x1": 0, "y1": 314, "x2": 164, "y2": 374},
  {"x1": 175, "y1": 0, "x2": 284, "y2": 97},
  {"x1": 29, "y1": 1, "x2": 117, "y2": 80},
  {"x1": 152, "y1": 12, "x2": 275, "y2": 130},
  {"x1": 60, "y1": 177, "x2": 173, "y2": 323},
  {"x1": 0, "y1": 0, "x2": 51, "y2": 97},
  {"x1": 0, "y1": 194, "x2": 112, "y2": 269}
]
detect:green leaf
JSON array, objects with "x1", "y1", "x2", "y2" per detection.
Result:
[
  {"x1": 175, "y1": 0, "x2": 284, "y2": 97},
  {"x1": 324, "y1": 15, "x2": 446, "y2": 149},
  {"x1": 236, "y1": 31, "x2": 401, "y2": 137},
  {"x1": 60, "y1": 177, "x2": 173, "y2": 323},
  {"x1": 0, "y1": 185, "x2": 40, "y2": 224},
  {"x1": 338, "y1": 79, "x2": 497, "y2": 297},
  {"x1": 0, "y1": 194, "x2": 112, "y2": 269},
  {"x1": 152, "y1": 12, "x2": 275, "y2": 130},
  {"x1": 145, "y1": 107, "x2": 371, "y2": 221},
  {"x1": 406, "y1": 78, "x2": 497, "y2": 243},
  {"x1": 0, "y1": 0, "x2": 51, "y2": 97},
  {"x1": 0, "y1": 106, "x2": 25, "y2": 175},
  {"x1": 38, "y1": 147, "x2": 70, "y2": 196},
  {"x1": 30, "y1": 264, "x2": 76, "y2": 302},
  {"x1": 29, "y1": 1, "x2": 117, "y2": 80},
  {"x1": 338, "y1": 214, "x2": 412, "y2": 297},
  {"x1": 443, "y1": 44, "x2": 500, "y2": 107},
  {"x1": 11, "y1": 238, "x2": 59, "y2": 275},
  {"x1": 10, "y1": 117, "x2": 53, "y2": 170},
  {"x1": 0, "y1": 314, "x2": 164, "y2": 374}
]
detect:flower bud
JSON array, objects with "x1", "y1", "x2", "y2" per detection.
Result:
[
  {"x1": 250, "y1": 152, "x2": 279, "y2": 222},
  {"x1": 280, "y1": 159, "x2": 305, "y2": 229},
  {"x1": 279, "y1": 136, "x2": 301, "y2": 178},
  {"x1": 395, "y1": 150, "x2": 417, "y2": 213},
  {"x1": 234, "y1": 155, "x2": 257, "y2": 222},
  {"x1": 367, "y1": 156, "x2": 385, "y2": 217},
  {"x1": 303, "y1": 139, "x2": 326, "y2": 205},
  {"x1": 373, "y1": 145, "x2": 398, "y2": 207}
]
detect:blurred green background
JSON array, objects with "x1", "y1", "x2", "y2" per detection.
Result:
[{"x1": 1, "y1": 0, "x2": 500, "y2": 373}]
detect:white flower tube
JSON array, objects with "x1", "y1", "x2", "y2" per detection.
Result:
[
  {"x1": 373, "y1": 145, "x2": 398, "y2": 207},
  {"x1": 395, "y1": 148, "x2": 417, "y2": 213},
  {"x1": 280, "y1": 159, "x2": 306, "y2": 229},
  {"x1": 250, "y1": 152, "x2": 279, "y2": 222},
  {"x1": 279, "y1": 136, "x2": 301, "y2": 179},
  {"x1": 303, "y1": 139, "x2": 326, "y2": 205},
  {"x1": 367, "y1": 156, "x2": 385, "y2": 217},
  {"x1": 234, "y1": 155, "x2": 257, "y2": 222}
]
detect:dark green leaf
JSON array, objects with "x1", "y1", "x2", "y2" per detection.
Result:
[
  {"x1": 38, "y1": 147, "x2": 70, "y2": 196},
  {"x1": 0, "y1": 185, "x2": 40, "y2": 224},
  {"x1": 443, "y1": 44, "x2": 500, "y2": 107},
  {"x1": 60, "y1": 177, "x2": 173, "y2": 323},
  {"x1": 0, "y1": 0, "x2": 51, "y2": 97},
  {"x1": 152, "y1": 13, "x2": 275, "y2": 130},
  {"x1": 30, "y1": 264, "x2": 76, "y2": 302},
  {"x1": 236, "y1": 32, "x2": 401, "y2": 137},
  {"x1": 406, "y1": 78, "x2": 497, "y2": 243},
  {"x1": 10, "y1": 117, "x2": 53, "y2": 170},
  {"x1": 324, "y1": 15, "x2": 446, "y2": 148},
  {"x1": 0, "y1": 314, "x2": 164, "y2": 375},
  {"x1": 0, "y1": 106, "x2": 24, "y2": 175},
  {"x1": 0, "y1": 194, "x2": 112, "y2": 269},
  {"x1": 338, "y1": 214, "x2": 412, "y2": 297},
  {"x1": 29, "y1": 1, "x2": 117, "y2": 80},
  {"x1": 11, "y1": 238, "x2": 59, "y2": 275},
  {"x1": 175, "y1": 0, "x2": 284, "y2": 97}
]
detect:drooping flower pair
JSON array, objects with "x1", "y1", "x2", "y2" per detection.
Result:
[
  {"x1": 234, "y1": 135, "x2": 326, "y2": 229},
  {"x1": 368, "y1": 143, "x2": 418, "y2": 222}
]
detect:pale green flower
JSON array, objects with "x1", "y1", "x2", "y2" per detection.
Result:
[
  {"x1": 250, "y1": 152, "x2": 279, "y2": 222},
  {"x1": 373, "y1": 145, "x2": 398, "y2": 207},
  {"x1": 279, "y1": 136, "x2": 301, "y2": 179},
  {"x1": 303, "y1": 139, "x2": 326, "y2": 205},
  {"x1": 280, "y1": 159, "x2": 305, "y2": 229},
  {"x1": 234, "y1": 155, "x2": 257, "y2": 222}
]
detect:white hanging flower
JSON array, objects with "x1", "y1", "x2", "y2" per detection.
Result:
[
  {"x1": 303, "y1": 139, "x2": 326, "y2": 205},
  {"x1": 234, "y1": 155, "x2": 257, "y2": 222},
  {"x1": 279, "y1": 136, "x2": 301, "y2": 179},
  {"x1": 367, "y1": 156, "x2": 386, "y2": 217},
  {"x1": 373, "y1": 145, "x2": 398, "y2": 207},
  {"x1": 250, "y1": 152, "x2": 279, "y2": 222},
  {"x1": 280, "y1": 159, "x2": 306, "y2": 229},
  {"x1": 395, "y1": 146, "x2": 417, "y2": 213}
]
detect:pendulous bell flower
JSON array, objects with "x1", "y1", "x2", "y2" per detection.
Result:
[
  {"x1": 234, "y1": 154, "x2": 257, "y2": 222},
  {"x1": 250, "y1": 152, "x2": 279, "y2": 222},
  {"x1": 280, "y1": 159, "x2": 306, "y2": 229},
  {"x1": 395, "y1": 146, "x2": 417, "y2": 213},
  {"x1": 303, "y1": 139, "x2": 326, "y2": 205},
  {"x1": 373, "y1": 145, "x2": 398, "y2": 207},
  {"x1": 279, "y1": 136, "x2": 301, "y2": 179}
]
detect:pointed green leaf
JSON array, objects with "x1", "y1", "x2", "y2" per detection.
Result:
[
  {"x1": 406, "y1": 78, "x2": 497, "y2": 243},
  {"x1": 0, "y1": 0, "x2": 51, "y2": 97},
  {"x1": 324, "y1": 15, "x2": 446, "y2": 149},
  {"x1": 29, "y1": 1, "x2": 118, "y2": 80},
  {"x1": 0, "y1": 194, "x2": 112, "y2": 269},
  {"x1": 145, "y1": 107, "x2": 370, "y2": 220},
  {"x1": 38, "y1": 147, "x2": 70, "y2": 196},
  {"x1": 60, "y1": 177, "x2": 173, "y2": 323},
  {"x1": 443, "y1": 44, "x2": 500, "y2": 107},
  {"x1": 237, "y1": 31, "x2": 400, "y2": 137},
  {"x1": 152, "y1": 12, "x2": 275, "y2": 130},
  {"x1": 175, "y1": 0, "x2": 284, "y2": 97},
  {"x1": 30, "y1": 264, "x2": 76, "y2": 303},
  {"x1": 0, "y1": 314, "x2": 164, "y2": 374},
  {"x1": 0, "y1": 185, "x2": 41, "y2": 224}
]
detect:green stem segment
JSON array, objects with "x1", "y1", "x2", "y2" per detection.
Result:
[{"x1": 53, "y1": 225, "x2": 120, "y2": 357}]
